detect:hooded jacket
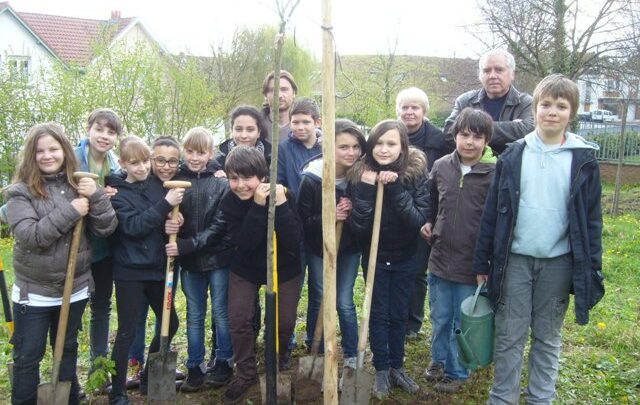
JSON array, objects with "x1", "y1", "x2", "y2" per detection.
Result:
[
  {"x1": 107, "y1": 174, "x2": 173, "y2": 281},
  {"x1": 6, "y1": 174, "x2": 117, "y2": 299},
  {"x1": 174, "y1": 163, "x2": 232, "y2": 272},
  {"x1": 277, "y1": 131, "x2": 322, "y2": 198},
  {"x1": 427, "y1": 147, "x2": 496, "y2": 285},
  {"x1": 297, "y1": 156, "x2": 359, "y2": 257},
  {"x1": 443, "y1": 86, "x2": 534, "y2": 155},
  {"x1": 348, "y1": 147, "x2": 431, "y2": 263},
  {"x1": 472, "y1": 132, "x2": 604, "y2": 325},
  {"x1": 215, "y1": 138, "x2": 272, "y2": 172}
]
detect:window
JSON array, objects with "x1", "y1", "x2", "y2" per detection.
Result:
[{"x1": 7, "y1": 56, "x2": 30, "y2": 78}]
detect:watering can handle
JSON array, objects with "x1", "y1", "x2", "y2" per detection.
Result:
[{"x1": 470, "y1": 281, "x2": 486, "y2": 316}]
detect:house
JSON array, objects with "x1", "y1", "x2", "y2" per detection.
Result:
[
  {"x1": 577, "y1": 74, "x2": 640, "y2": 121},
  {"x1": 0, "y1": 2, "x2": 166, "y2": 79}
]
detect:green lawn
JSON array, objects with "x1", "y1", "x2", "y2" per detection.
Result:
[{"x1": 0, "y1": 184, "x2": 639, "y2": 404}]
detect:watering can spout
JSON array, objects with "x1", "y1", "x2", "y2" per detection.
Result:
[{"x1": 455, "y1": 328, "x2": 480, "y2": 369}]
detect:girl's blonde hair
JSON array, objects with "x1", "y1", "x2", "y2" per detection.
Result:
[
  {"x1": 183, "y1": 127, "x2": 214, "y2": 153},
  {"x1": 119, "y1": 135, "x2": 151, "y2": 162},
  {"x1": 13, "y1": 122, "x2": 78, "y2": 198}
]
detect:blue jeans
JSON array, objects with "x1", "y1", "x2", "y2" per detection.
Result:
[
  {"x1": 128, "y1": 297, "x2": 149, "y2": 364},
  {"x1": 305, "y1": 246, "x2": 360, "y2": 358},
  {"x1": 428, "y1": 273, "x2": 476, "y2": 380},
  {"x1": 366, "y1": 256, "x2": 417, "y2": 371},
  {"x1": 181, "y1": 269, "x2": 233, "y2": 368},
  {"x1": 89, "y1": 257, "x2": 113, "y2": 362},
  {"x1": 12, "y1": 299, "x2": 88, "y2": 405}
]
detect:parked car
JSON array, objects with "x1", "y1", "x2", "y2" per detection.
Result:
[{"x1": 590, "y1": 109, "x2": 618, "y2": 122}]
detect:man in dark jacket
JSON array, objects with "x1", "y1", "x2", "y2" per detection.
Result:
[{"x1": 443, "y1": 49, "x2": 534, "y2": 155}]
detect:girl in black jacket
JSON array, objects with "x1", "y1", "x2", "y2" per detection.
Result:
[
  {"x1": 107, "y1": 136, "x2": 185, "y2": 405},
  {"x1": 349, "y1": 120, "x2": 430, "y2": 399}
]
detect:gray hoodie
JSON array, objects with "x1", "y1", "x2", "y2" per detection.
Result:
[{"x1": 511, "y1": 131, "x2": 599, "y2": 258}]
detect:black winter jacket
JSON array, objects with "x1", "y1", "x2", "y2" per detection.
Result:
[
  {"x1": 472, "y1": 138, "x2": 604, "y2": 325},
  {"x1": 214, "y1": 139, "x2": 272, "y2": 172},
  {"x1": 297, "y1": 157, "x2": 359, "y2": 258},
  {"x1": 175, "y1": 164, "x2": 232, "y2": 272},
  {"x1": 107, "y1": 174, "x2": 173, "y2": 281},
  {"x1": 408, "y1": 120, "x2": 453, "y2": 172},
  {"x1": 220, "y1": 192, "x2": 302, "y2": 285},
  {"x1": 349, "y1": 148, "x2": 431, "y2": 263}
]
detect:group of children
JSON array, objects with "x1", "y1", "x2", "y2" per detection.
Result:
[{"x1": 5, "y1": 72, "x2": 603, "y2": 405}]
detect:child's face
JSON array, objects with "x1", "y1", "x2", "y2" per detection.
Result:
[
  {"x1": 232, "y1": 115, "x2": 261, "y2": 147},
  {"x1": 123, "y1": 158, "x2": 151, "y2": 183},
  {"x1": 228, "y1": 173, "x2": 263, "y2": 200},
  {"x1": 335, "y1": 132, "x2": 362, "y2": 170},
  {"x1": 151, "y1": 145, "x2": 180, "y2": 182},
  {"x1": 455, "y1": 129, "x2": 487, "y2": 165},
  {"x1": 372, "y1": 129, "x2": 402, "y2": 166},
  {"x1": 536, "y1": 95, "x2": 572, "y2": 142},
  {"x1": 88, "y1": 119, "x2": 118, "y2": 154},
  {"x1": 36, "y1": 135, "x2": 65, "y2": 174},
  {"x1": 290, "y1": 113, "x2": 320, "y2": 146},
  {"x1": 184, "y1": 148, "x2": 213, "y2": 173}
]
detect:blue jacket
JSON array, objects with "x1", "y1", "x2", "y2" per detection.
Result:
[
  {"x1": 472, "y1": 137, "x2": 605, "y2": 325},
  {"x1": 277, "y1": 132, "x2": 322, "y2": 198}
]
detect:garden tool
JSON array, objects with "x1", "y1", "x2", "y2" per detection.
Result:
[
  {"x1": 456, "y1": 281, "x2": 494, "y2": 370},
  {"x1": 38, "y1": 171, "x2": 98, "y2": 405},
  {"x1": 340, "y1": 182, "x2": 384, "y2": 405},
  {"x1": 148, "y1": 180, "x2": 191, "y2": 404}
]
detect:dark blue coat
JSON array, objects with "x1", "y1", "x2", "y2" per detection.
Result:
[{"x1": 472, "y1": 139, "x2": 605, "y2": 325}]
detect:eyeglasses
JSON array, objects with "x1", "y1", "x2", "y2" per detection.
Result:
[{"x1": 152, "y1": 157, "x2": 180, "y2": 168}]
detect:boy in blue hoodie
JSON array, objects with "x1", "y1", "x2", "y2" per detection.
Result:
[
  {"x1": 473, "y1": 74, "x2": 605, "y2": 405},
  {"x1": 75, "y1": 108, "x2": 122, "y2": 370}
]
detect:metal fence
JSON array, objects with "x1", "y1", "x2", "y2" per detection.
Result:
[{"x1": 578, "y1": 122, "x2": 640, "y2": 164}]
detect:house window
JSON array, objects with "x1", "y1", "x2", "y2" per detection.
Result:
[{"x1": 7, "y1": 56, "x2": 30, "y2": 78}]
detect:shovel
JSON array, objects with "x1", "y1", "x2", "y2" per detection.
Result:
[
  {"x1": 148, "y1": 180, "x2": 191, "y2": 404},
  {"x1": 0, "y1": 257, "x2": 15, "y2": 383},
  {"x1": 340, "y1": 182, "x2": 384, "y2": 405},
  {"x1": 38, "y1": 171, "x2": 98, "y2": 405},
  {"x1": 296, "y1": 221, "x2": 344, "y2": 401}
]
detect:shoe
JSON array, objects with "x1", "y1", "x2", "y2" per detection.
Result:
[
  {"x1": 339, "y1": 357, "x2": 357, "y2": 392},
  {"x1": 435, "y1": 376, "x2": 465, "y2": 393},
  {"x1": 224, "y1": 377, "x2": 258, "y2": 404},
  {"x1": 126, "y1": 359, "x2": 143, "y2": 389},
  {"x1": 390, "y1": 367, "x2": 420, "y2": 393},
  {"x1": 279, "y1": 351, "x2": 292, "y2": 371},
  {"x1": 373, "y1": 369, "x2": 391, "y2": 399},
  {"x1": 207, "y1": 359, "x2": 233, "y2": 387},
  {"x1": 108, "y1": 392, "x2": 131, "y2": 405},
  {"x1": 424, "y1": 361, "x2": 444, "y2": 382},
  {"x1": 180, "y1": 365, "x2": 207, "y2": 392},
  {"x1": 175, "y1": 369, "x2": 186, "y2": 381},
  {"x1": 206, "y1": 356, "x2": 216, "y2": 374}
]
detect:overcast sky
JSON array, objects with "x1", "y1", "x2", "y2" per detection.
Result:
[{"x1": 10, "y1": 0, "x2": 484, "y2": 59}]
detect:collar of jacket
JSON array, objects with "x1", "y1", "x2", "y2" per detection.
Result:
[{"x1": 470, "y1": 85, "x2": 521, "y2": 106}]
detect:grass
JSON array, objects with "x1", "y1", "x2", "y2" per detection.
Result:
[{"x1": 0, "y1": 184, "x2": 639, "y2": 404}]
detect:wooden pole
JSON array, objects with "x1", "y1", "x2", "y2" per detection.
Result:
[{"x1": 321, "y1": 0, "x2": 338, "y2": 402}]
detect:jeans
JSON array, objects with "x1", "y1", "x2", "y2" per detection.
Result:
[
  {"x1": 305, "y1": 246, "x2": 360, "y2": 358},
  {"x1": 428, "y1": 273, "x2": 476, "y2": 380},
  {"x1": 407, "y1": 237, "x2": 430, "y2": 334},
  {"x1": 110, "y1": 280, "x2": 178, "y2": 396},
  {"x1": 11, "y1": 299, "x2": 88, "y2": 405},
  {"x1": 366, "y1": 256, "x2": 417, "y2": 371},
  {"x1": 128, "y1": 297, "x2": 149, "y2": 364},
  {"x1": 89, "y1": 257, "x2": 113, "y2": 362},
  {"x1": 489, "y1": 253, "x2": 572, "y2": 405},
  {"x1": 181, "y1": 269, "x2": 233, "y2": 367}
]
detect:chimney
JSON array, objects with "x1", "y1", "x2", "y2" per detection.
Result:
[{"x1": 110, "y1": 10, "x2": 121, "y2": 21}]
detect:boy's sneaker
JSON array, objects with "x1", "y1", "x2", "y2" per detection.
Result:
[
  {"x1": 390, "y1": 367, "x2": 420, "y2": 393},
  {"x1": 373, "y1": 369, "x2": 391, "y2": 399},
  {"x1": 224, "y1": 377, "x2": 257, "y2": 404},
  {"x1": 180, "y1": 365, "x2": 207, "y2": 392},
  {"x1": 126, "y1": 359, "x2": 143, "y2": 389},
  {"x1": 424, "y1": 361, "x2": 444, "y2": 382},
  {"x1": 207, "y1": 360, "x2": 233, "y2": 387},
  {"x1": 435, "y1": 376, "x2": 465, "y2": 393}
]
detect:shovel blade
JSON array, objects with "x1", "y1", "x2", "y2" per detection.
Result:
[
  {"x1": 147, "y1": 350, "x2": 177, "y2": 404},
  {"x1": 37, "y1": 381, "x2": 71, "y2": 405},
  {"x1": 260, "y1": 373, "x2": 292, "y2": 404},
  {"x1": 339, "y1": 368, "x2": 373, "y2": 405},
  {"x1": 296, "y1": 355, "x2": 324, "y2": 384}
]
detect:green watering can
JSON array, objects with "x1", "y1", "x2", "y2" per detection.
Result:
[{"x1": 455, "y1": 281, "x2": 494, "y2": 370}]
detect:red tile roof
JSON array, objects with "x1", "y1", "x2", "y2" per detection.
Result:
[{"x1": 16, "y1": 11, "x2": 135, "y2": 65}]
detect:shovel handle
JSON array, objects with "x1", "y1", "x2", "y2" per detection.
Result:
[
  {"x1": 51, "y1": 217, "x2": 84, "y2": 384},
  {"x1": 160, "y1": 205, "x2": 179, "y2": 343},
  {"x1": 356, "y1": 182, "x2": 384, "y2": 362}
]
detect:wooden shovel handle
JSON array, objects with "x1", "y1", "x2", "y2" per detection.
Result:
[
  {"x1": 51, "y1": 217, "x2": 84, "y2": 384},
  {"x1": 356, "y1": 182, "x2": 384, "y2": 355},
  {"x1": 160, "y1": 205, "x2": 180, "y2": 340}
]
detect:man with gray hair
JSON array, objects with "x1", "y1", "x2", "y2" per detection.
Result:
[{"x1": 443, "y1": 49, "x2": 534, "y2": 155}]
